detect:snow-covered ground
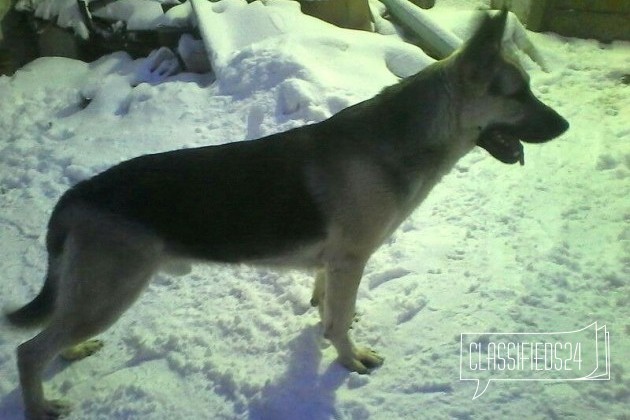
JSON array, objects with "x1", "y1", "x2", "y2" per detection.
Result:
[{"x1": 1, "y1": 0, "x2": 628, "y2": 418}]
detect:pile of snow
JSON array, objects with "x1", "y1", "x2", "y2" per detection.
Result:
[{"x1": 1, "y1": 0, "x2": 628, "y2": 418}]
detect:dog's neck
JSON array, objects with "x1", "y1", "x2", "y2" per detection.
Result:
[{"x1": 321, "y1": 61, "x2": 471, "y2": 209}]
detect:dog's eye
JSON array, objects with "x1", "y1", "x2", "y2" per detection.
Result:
[
  {"x1": 489, "y1": 77, "x2": 524, "y2": 98},
  {"x1": 490, "y1": 75, "x2": 529, "y2": 100},
  {"x1": 488, "y1": 78, "x2": 504, "y2": 96},
  {"x1": 489, "y1": 69, "x2": 530, "y2": 100},
  {"x1": 508, "y1": 86, "x2": 532, "y2": 101}
]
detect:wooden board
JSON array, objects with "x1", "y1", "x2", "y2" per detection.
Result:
[
  {"x1": 546, "y1": 9, "x2": 630, "y2": 41},
  {"x1": 492, "y1": 0, "x2": 630, "y2": 40}
]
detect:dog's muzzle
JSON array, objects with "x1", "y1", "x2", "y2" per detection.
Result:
[
  {"x1": 477, "y1": 108, "x2": 570, "y2": 165},
  {"x1": 476, "y1": 128, "x2": 525, "y2": 165}
]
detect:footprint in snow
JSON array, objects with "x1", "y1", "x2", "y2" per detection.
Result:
[{"x1": 368, "y1": 267, "x2": 411, "y2": 290}]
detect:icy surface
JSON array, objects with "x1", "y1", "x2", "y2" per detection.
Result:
[{"x1": 1, "y1": 0, "x2": 628, "y2": 419}]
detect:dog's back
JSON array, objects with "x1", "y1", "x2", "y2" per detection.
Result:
[{"x1": 53, "y1": 134, "x2": 327, "y2": 262}]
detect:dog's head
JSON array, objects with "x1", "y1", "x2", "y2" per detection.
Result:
[{"x1": 454, "y1": 9, "x2": 569, "y2": 164}]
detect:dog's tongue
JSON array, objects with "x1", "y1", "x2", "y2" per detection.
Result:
[{"x1": 477, "y1": 132, "x2": 524, "y2": 165}]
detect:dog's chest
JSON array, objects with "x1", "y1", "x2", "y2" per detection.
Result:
[{"x1": 304, "y1": 158, "x2": 410, "y2": 257}]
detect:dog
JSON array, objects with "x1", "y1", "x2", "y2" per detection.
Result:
[{"x1": 6, "y1": 10, "x2": 568, "y2": 419}]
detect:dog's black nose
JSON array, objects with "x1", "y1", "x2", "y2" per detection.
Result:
[
  {"x1": 521, "y1": 106, "x2": 570, "y2": 143},
  {"x1": 547, "y1": 112, "x2": 570, "y2": 140},
  {"x1": 557, "y1": 115, "x2": 570, "y2": 135}
]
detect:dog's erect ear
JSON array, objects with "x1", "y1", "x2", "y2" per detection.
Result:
[{"x1": 458, "y1": 9, "x2": 508, "y2": 85}]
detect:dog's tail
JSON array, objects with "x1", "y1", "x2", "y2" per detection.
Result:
[
  {"x1": 6, "y1": 273, "x2": 56, "y2": 328},
  {"x1": 6, "y1": 206, "x2": 68, "y2": 328}
]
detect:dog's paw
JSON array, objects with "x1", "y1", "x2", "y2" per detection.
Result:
[
  {"x1": 28, "y1": 399, "x2": 72, "y2": 419},
  {"x1": 60, "y1": 339, "x2": 104, "y2": 361},
  {"x1": 46, "y1": 399, "x2": 72, "y2": 419},
  {"x1": 339, "y1": 347, "x2": 384, "y2": 374}
]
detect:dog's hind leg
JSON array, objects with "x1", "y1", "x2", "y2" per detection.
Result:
[
  {"x1": 323, "y1": 256, "x2": 384, "y2": 374},
  {"x1": 17, "y1": 323, "x2": 75, "y2": 419},
  {"x1": 16, "y1": 219, "x2": 162, "y2": 419}
]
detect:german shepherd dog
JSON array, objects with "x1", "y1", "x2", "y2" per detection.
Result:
[{"x1": 7, "y1": 10, "x2": 568, "y2": 419}]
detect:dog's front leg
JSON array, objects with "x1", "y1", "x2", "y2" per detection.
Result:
[
  {"x1": 310, "y1": 268, "x2": 326, "y2": 322},
  {"x1": 323, "y1": 256, "x2": 384, "y2": 374}
]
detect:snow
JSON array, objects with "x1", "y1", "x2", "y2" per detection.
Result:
[
  {"x1": 17, "y1": 0, "x2": 176, "y2": 37},
  {"x1": 1, "y1": 0, "x2": 629, "y2": 419}
]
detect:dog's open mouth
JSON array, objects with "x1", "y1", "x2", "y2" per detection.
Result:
[{"x1": 476, "y1": 128, "x2": 524, "y2": 165}]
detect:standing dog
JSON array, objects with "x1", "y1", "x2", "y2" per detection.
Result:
[{"x1": 7, "y1": 10, "x2": 568, "y2": 419}]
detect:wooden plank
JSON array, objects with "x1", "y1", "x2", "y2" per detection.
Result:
[
  {"x1": 552, "y1": 0, "x2": 630, "y2": 14},
  {"x1": 546, "y1": 9, "x2": 630, "y2": 41},
  {"x1": 527, "y1": 0, "x2": 550, "y2": 31},
  {"x1": 299, "y1": 0, "x2": 372, "y2": 31},
  {"x1": 489, "y1": 0, "x2": 550, "y2": 32}
]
